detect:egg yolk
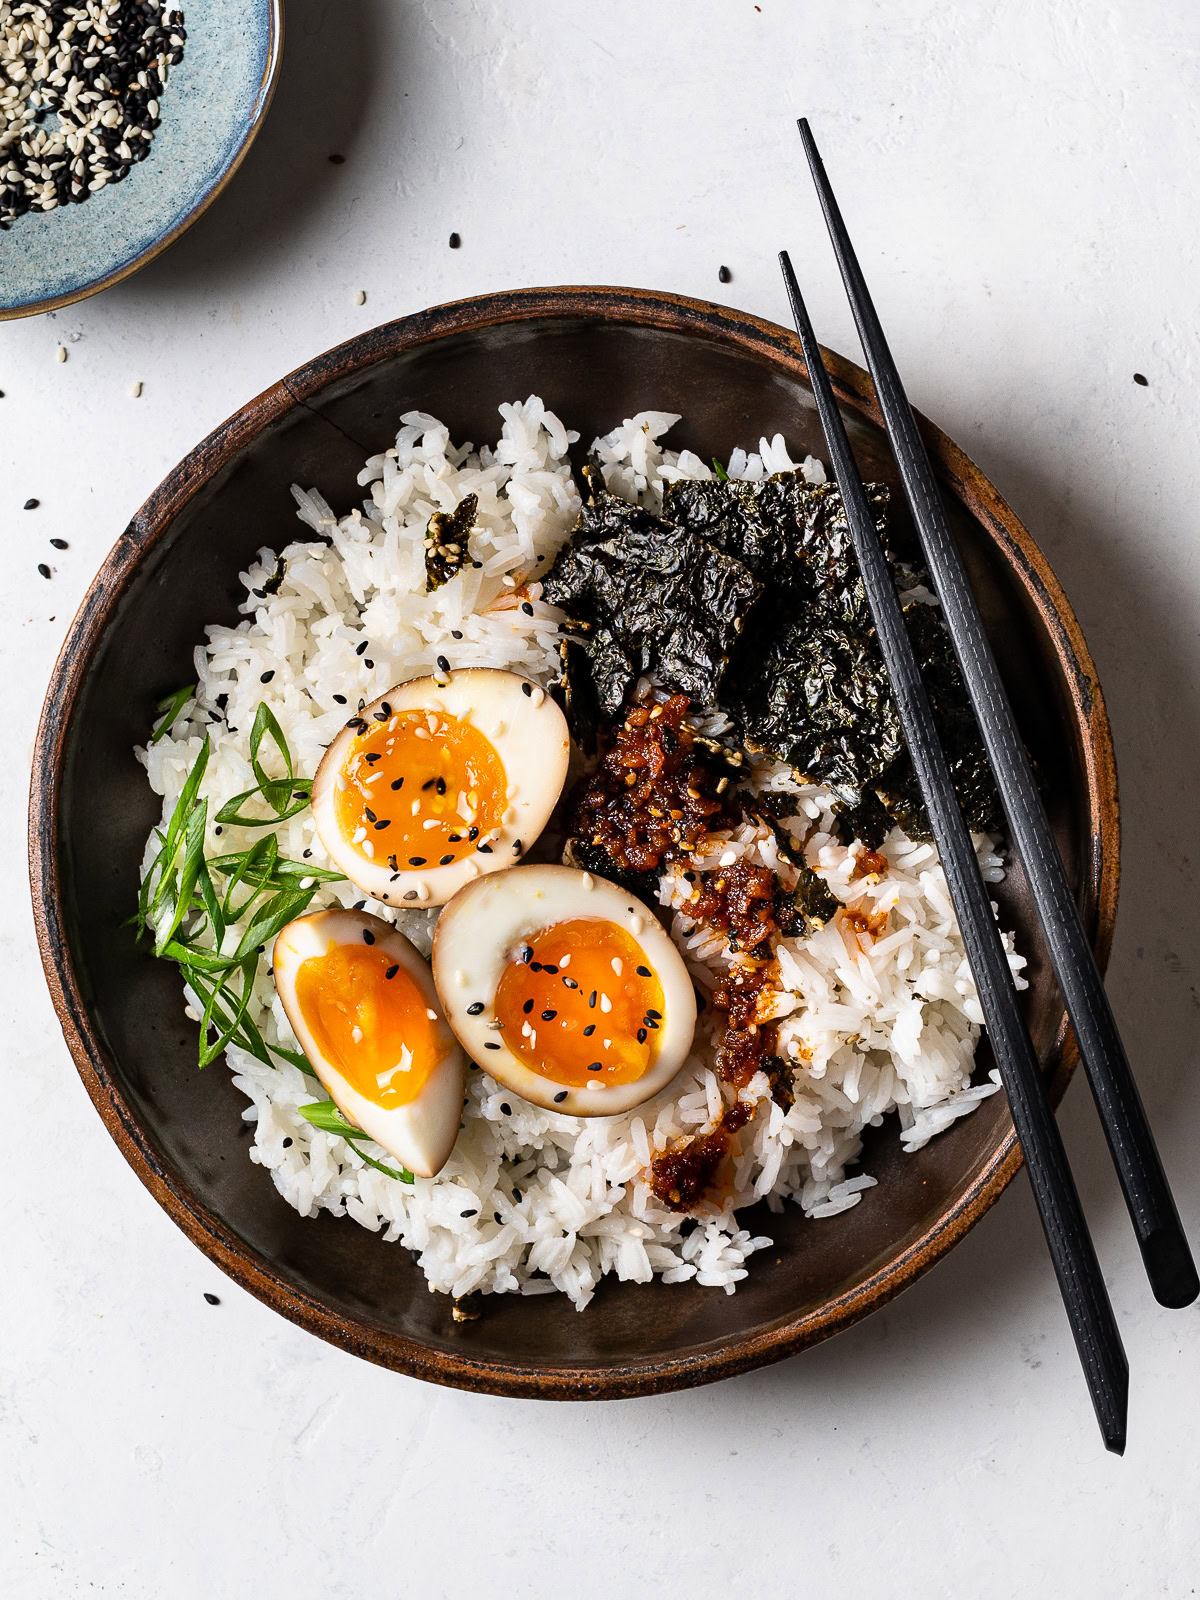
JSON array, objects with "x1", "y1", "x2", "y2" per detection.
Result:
[
  {"x1": 334, "y1": 708, "x2": 507, "y2": 873},
  {"x1": 294, "y1": 942, "x2": 442, "y2": 1108},
  {"x1": 493, "y1": 919, "x2": 666, "y2": 1089}
]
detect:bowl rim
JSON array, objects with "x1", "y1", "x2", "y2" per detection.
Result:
[
  {"x1": 28, "y1": 285, "x2": 1121, "y2": 1398},
  {"x1": 0, "y1": 0, "x2": 284, "y2": 322}
]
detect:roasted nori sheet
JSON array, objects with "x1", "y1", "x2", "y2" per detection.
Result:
[
  {"x1": 540, "y1": 469, "x2": 761, "y2": 718},
  {"x1": 425, "y1": 493, "x2": 478, "y2": 590},
  {"x1": 666, "y1": 473, "x2": 1001, "y2": 840}
]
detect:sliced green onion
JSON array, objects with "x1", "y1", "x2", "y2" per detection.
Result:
[
  {"x1": 150, "y1": 684, "x2": 197, "y2": 744},
  {"x1": 298, "y1": 1101, "x2": 415, "y2": 1183}
]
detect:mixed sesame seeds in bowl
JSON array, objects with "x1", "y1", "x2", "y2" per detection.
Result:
[
  {"x1": 29, "y1": 289, "x2": 1119, "y2": 1396},
  {"x1": 0, "y1": 0, "x2": 280, "y2": 318}
]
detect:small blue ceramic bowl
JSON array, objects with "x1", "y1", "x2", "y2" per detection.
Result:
[{"x1": 0, "y1": 0, "x2": 282, "y2": 319}]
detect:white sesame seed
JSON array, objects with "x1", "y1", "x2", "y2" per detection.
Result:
[
  {"x1": 353, "y1": 289, "x2": 366, "y2": 305},
  {"x1": 55, "y1": 344, "x2": 67, "y2": 362},
  {"x1": 129, "y1": 380, "x2": 142, "y2": 397}
]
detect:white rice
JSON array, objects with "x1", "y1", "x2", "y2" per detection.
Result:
[{"x1": 138, "y1": 401, "x2": 1024, "y2": 1311}]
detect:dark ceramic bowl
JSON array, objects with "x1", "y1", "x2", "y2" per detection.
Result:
[{"x1": 30, "y1": 287, "x2": 1119, "y2": 1398}]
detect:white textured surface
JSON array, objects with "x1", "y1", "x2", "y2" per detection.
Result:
[{"x1": 3, "y1": 1, "x2": 1199, "y2": 1592}]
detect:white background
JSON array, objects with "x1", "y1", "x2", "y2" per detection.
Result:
[{"x1": 3, "y1": 2, "x2": 1199, "y2": 1594}]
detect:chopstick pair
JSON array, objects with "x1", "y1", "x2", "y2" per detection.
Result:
[{"x1": 782, "y1": 118, "x2": 1197, "y2": 1454}]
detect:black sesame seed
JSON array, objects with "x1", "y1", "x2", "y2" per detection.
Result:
[
  {"x1": 447, "y1": 833, "x2": 462, "y2": 843},
  {"x1": 636, "y1": 965, "x2": 652, "y2": 977},
  {"x1": 353, "y1": 900, "x2": 367, "y2": 911},
  {"x1": 451, "y1": 629, "x2": 464, "y2": 639},
  {"x1": 520, "y1": 601, "x2": 533, "y2": 616},
  {"x1": 553, "y1": 1091, "x2": 568, "y2": 1104},
  {"x1": 588, "y1": 990, "x2": 597, "y2": 1008},
  {"x1": 260, "y1": 670, "x2": 275, "y2": 683},
  {"x1": 520, "y1": 946, "x2": 533, "y2": 964},
  {"x1": 385, "y1": 965, "x2": 399, "y2": 979},
  {"x1": 364, "y1": 807, "x2": 377, "y2": 823},
  {"x1": 637, "y1": 1027, "x2": 647, "y2": 1043},
  {"x1": 522, "y1": 999, "x2": 534, "y2": 1014},
  {"x1": 436, "y1": 654, "x2": 451, "y2": 673},
  {"x1": 542, "y1": 964, "x2": 558, "y2": 975},
  {"x1": 373, "y1": 709, "x2": 388, "y2": 721},
  {"x1": 282, "y1": 1137, "x2": 293, "y2": 1148},
  {"x1": 374, "y1": 819, "x2": 391, "y2": 830},
  {"x1": 493, "y1": 1211, "x2": 502, "y2": 1223},
  {"x1": 449, "y1": 231, "x2": 461, "y2": 248},
  {"x1": 646, "y1": 1008, "x2": 662, "y2": 1019},
  {"x1": 477, "y1": 842, "x2": 493, "y2": 854},
  {"x1": 521, "y1": 681, "x2": 532, "y2": 696},
  {"x1": 333, "y1": 693, "x2": 347, "y2": 704},
  {"x1": 37, "y1": 563, "x2": 50, "y2": 578},
  {"x1": 512, "y1": 840, "x2": 523, "y2": 855},
  {"x1": 303, "y1": 849, "x2": 312, "y2": 859},
  {"x1": 355, "y1": 640, "x2": 368, "y2": 655},
  {"x1": 529, "y1": 961, "x2": 542, "y2": 972},
  {"x1": 391, "y1": 777, "x2": 404, "y2": 790},
  {"x1": 466, "y1": 1001, "x2": 485, "y2": 1015},
  {"x1": 50, "y1": 537, "x2": 68, "y2": 550},
  {"x1": 1134, "y1": 372, "x2": 1149, "y2": 386},
  {"x1": 583, "y1": 1024, "x2": 596, "y2": 1037},
  {"x1": 541, "y1": 1009, "x2": 557, "y2": 1021},
  {"x1": 587, "y1": 1062, "x2": 602, "y2": 1073},
  {"x1": 499, "y1": 1101, "x2": 511, "y2": 1114},
  {"x1": 435, "y1": 776, "x2": 446, "y2": 795},
  {"x1": 214, "y1": 826, "x2": 223, "y2": 836},
  {"x1": 203, "y1": 1292, "x2": 220, "y2": 1306},
  {"x1": 460, "y1": 1207, "x2": 477, "y2": 1217},
  {"x1": 403, "y1": 890, "x2": 418, "y2": 900},
  {"x1": 409, "y1": 856, "x2": 426, "y2": 865},
  {"x1": 485, "y1": 1042, "x2": 501, "y2": 1051},
  {"x1": 23, "y1": 498, "x2": 39, "y2": 510},
  {"x1": 718, "y1": 264, "x2": 732, "y2": 283},
  {"x1": 380, "y1": 702, "x2": 392, "y2": 716},
  {"x1": 468, "y1": 826, "x2": 480, "y2": 841},
  {"x1": 362, "y1": 929, "x2": 375, "y2": 945},
  {"x1": 422, "y1": 778, "x2": 436, "y2": 790},
  {"x1": 439, "y1": 854, "x2": 453, "y2": 865},
  {"x1": 364, "y1": 751, "x2": 381, "y2": 763},
  {"x1": 562, "y1": 977, "x2": 578, "y2": 989}
]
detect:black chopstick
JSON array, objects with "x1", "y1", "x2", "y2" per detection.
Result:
[
  {"x1": 777, "y1": 250, "x2": 1129, "y2": 1454},
  {"x1": 796, "y1": 116, "x2": 1198, "y2": 1315}
]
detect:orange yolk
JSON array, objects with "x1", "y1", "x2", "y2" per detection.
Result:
[
  {"x1": 494, "y1": 919, "x2": 666, "y2": 1089},
  {"x1": 334, "y1": 708, "x2": 506, "y2": 871},
  {"x1": 294, "y1": 942, "x2": 441, "y2": 1109}
]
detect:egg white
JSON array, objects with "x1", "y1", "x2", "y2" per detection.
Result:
[
  {"x1": 432, "y1": 865, "x2": 697, "y2": 1117},
  {"x1": 311, "y1": 668, "x2": 570, "y2": 907},
  {"x1": 273, "y1": 908, "x2": 466, "y2": 1178}
]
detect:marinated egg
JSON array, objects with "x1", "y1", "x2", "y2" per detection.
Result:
[
  {"x1": 432, "y1": 865, "x2": 697, "y2": 1116},
  {"x1": 311, "y1": 669, "x2": 570, "y2": 906},
  {"x1": 272, "y1": 909, "x2": 466, "y2": 1178}
]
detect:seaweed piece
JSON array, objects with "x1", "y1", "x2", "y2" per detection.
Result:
[
  {"x1": 744, "y1": 806, "x2": 839, "y2": 935},
  {"x1": 726, "y1": 617, "x2": 906, "y2": 804},
  {"x1": 561, "y1": 835, "x2": 659, "y2": 902},
  {"x1": 424, "y1": 493, "x2": 478, "y2": 590},
  {"x1": 541, "y1": 474, "x2": 761, "y2": 722},
  {"x1": 773, "y1": 876, "x2": 838, "y2": 940},
  {"x1": 669, "y1": 472, "x2": 1001, "y2": 839},
  {"x1": 664, "y1": 474, "x2": 892, "y2": 626}
]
